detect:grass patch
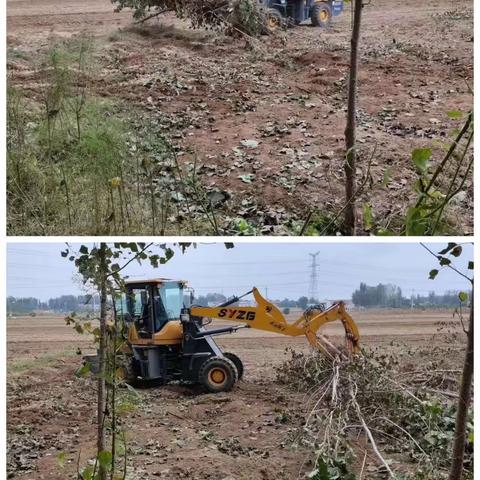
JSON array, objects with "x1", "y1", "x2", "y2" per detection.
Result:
[
  {"x1": 8, "y1": 350, "x2": 76, "y2": 375},
  {"x1": 7, "y1": 36, "x2": 221, "y2": 235}
]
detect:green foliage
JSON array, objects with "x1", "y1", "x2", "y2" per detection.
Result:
[
  {"x1": 425, "y1": 242, "x2": 473, "y2": 290},
  {"x1": 97, "y1": 450, "x2": 112, "y2": 469},
  {"x1": 362, "y1": 203, "x2": 373, "y2": 230},
  {"x1": 231, "y1": 218, "x2": 257, "y2": 235},
  {"x1": 404, "y1": 113, "x2": 473, "y2": 236},
  {"x1": 309, "y1": 456, "x2": 356, "y2": 480},
  {"x1": 411, "y1": 148, "x2": 432, "y2": 174}
]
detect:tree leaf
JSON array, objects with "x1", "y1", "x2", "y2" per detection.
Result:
[
  {"x1": 81, "y1": 466, "x2": 93, "y2": 480},
  {"x1": 447, "y1": 110, "x2": 462, "y2": 119},
  {"x1": 362, "y1": 203, "x2": 373, "y2": 230},
  {"x1": 468, "y1": 261, "x2": 474, "y2": 270},
  {"x1": 439, "y1": 257, "x2": 451, "y2": 266},
  {"x1": 429, "y1": 269, "x2": 439, "y2": 280},
  {"x1": 97, "y1": 450, "x2": 112, "y2": 469},
  {"x1": 75, "y1": 362, "x2": 91, "y2": 378},
  {"x1": 405, "y1": 207, "x2": 427, "y2": 236},
  {"x1": 450, "y1": 246, "x2": 462, "y2": 257},
  {"x1": 79, "y1": 245, "x2": 89, "y2": 255},
  {"x1": 411, "y1": 148, "x2": 432, "y2": 173},
  {"x1": 56, "y1": 452, "x2": 66, "y2": 467},
  {"x1": 458, "y1": 291, "x2": 468, "y2": 302}
]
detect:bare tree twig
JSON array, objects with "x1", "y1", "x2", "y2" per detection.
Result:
[{"x1": 352, "y1": 397, "x2": 395, "y2": 478}]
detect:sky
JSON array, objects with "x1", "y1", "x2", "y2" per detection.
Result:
[{"x1": 6, "y1": 242, "x2": 473, "y2": 302}]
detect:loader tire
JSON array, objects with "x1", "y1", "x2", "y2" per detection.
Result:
[
  {"x1": 224, "y1": 352, "x2": 244, "y2": 381},
  {"x1": 263, "y1": 8, "x2": 284, "y2": 34},
  {"x1": 117, "y1": 357, "x2": 138, "y2": 385},
  {"x1": 310, "y1": 2, "x2": 332, "y2": 28},
  {"x1": 199, "y1": 356, "x2": 238, "y2": 393}
]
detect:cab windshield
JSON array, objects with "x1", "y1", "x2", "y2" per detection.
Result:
[{"x1": 121, "y1": 282, "x2": 184, "y2": 335}]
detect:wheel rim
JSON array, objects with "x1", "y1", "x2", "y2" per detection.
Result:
[
  {"x1": 209, "y1": 367, "x2": 226, "y2": 385},
  {"x1": 319, "y1": 9, "x2": 329, "y2": 21},
  {"x1": 267, "y1": 15, "x2": 279, "y2": 29}
]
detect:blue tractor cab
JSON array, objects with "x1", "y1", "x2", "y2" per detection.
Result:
[{"x1": 260, "y1": 0, "x2": 343, "y2": 31}]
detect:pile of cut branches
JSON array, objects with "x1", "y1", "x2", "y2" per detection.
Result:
[
  {"x1": 112, "y1": 0, "x2": 268, "y2": 36},
  {"x1": 276, "y1": 347, "x2": 473, "y2": 479}
]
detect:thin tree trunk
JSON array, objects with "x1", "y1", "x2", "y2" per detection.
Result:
[
  {"x1": 344, "y1": 0, "x2": 363, "y2": 235},
  {"x1": 449, "y1": 289, "x2": 474, "y2": 480},
  {"x1": 111, "y1": 297, "x2": 118, "y2": 478},
  {"x1": 97, "y1": 243, "x2": 108, "y2": 480}
]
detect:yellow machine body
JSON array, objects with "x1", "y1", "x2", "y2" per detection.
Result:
[{"x1": 128, "y1": 320, "x2": 183, "y2": 346}]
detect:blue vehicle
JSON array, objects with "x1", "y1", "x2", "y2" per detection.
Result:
[{"x1": 260, "y1": 0, "x2": 344, "y2": 31}]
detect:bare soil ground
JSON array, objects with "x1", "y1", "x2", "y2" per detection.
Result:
[
  {"x1": 7, "y1": 310, "x2": 465, "y2": 479},
  {"x1": 6, "y1": 0, "x2": 474, "y2": 235}
]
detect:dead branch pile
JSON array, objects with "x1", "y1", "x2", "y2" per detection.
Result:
[
  {"x1": 113, "y1": 0, "x2": 268, "y2": 36},
  {"x1": 276, "y1": 348, "x2": 473, "y2": 479}
]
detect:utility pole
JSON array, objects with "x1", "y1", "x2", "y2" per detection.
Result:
[{"x1": 308, "y1": 252, "x2": 321, "y2": 303}]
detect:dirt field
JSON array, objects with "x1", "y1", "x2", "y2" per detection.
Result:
[
  {"x1": 7, "y1": 0, "x2": 474, "y2": 234},
  {"x1": 7, "y1": 310, "x2": 465, "y2": 479}
]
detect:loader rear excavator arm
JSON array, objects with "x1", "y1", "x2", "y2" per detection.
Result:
[{"x1": 190, "y1": 287, "x2": 360, "y2": 358}]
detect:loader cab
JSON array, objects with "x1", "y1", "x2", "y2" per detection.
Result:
[{"x1": 119, "y1": 279, "x2": 188, "y2": 344}]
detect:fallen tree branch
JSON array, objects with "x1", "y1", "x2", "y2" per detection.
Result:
[
  {"x1": 134, "y1": 8, "x2": 172, "y2": 24},
  {"x1": 352, "y1": 396, "x2": 396, "y2": 478}
]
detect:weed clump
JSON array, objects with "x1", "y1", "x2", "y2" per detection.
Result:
[{"x1": 7, "y1": 38, "x2": 222, "y2": 235}]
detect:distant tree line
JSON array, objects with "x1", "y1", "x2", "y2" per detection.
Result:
[
  {"x1": 7, "y1": 294, "x2": 98, "y2": 314},
  {"x1": 352, "y1": 283, "x2": 465, "y2": 308},
  {"x1": 8, "y1": 285, "x2": 464, "y2": 315},
  {"x1": 194, "y1": 293, "x2": 320, "y2": 309}
]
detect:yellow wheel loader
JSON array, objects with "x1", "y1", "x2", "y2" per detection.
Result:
[{"x1": 87, "y1": 279, "x2": 360, "y2": 393}]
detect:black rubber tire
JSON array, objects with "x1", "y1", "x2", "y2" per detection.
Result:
[
  {"x1": 117, "y1": 356, "x2": 139, "y2": 385},
  {"x1": 310, "y1": 2, "x2": 332, "y2": 28},
  {"x1": 224, "y1": 352, "x2": 244, "y2": 381},
  {"x1": 263, "y1": 8, "x2": 285, "y2": 33},
  {"x1": 199, "y1": 356, "x2": 238, "y2": 393}
]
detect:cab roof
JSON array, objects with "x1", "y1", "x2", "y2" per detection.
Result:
[{"x1": 124, "y1": 278, "x2": 187, "y2": 285}]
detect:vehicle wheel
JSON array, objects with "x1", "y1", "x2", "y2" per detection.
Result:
[
  {"x1": 263, "y1": 8, "x2": 285, "y2": 33},
  {"x1": 117, "y1": 356, "x2": 138, "y2": 385},
  {"x1": 310, "y1": 2, "x2": 332, "y2": 28},
  {"x1": 224, "y1": 352, "x2": 244, "y2": 380},
  {"x1": 199, "y1": 356, "x2": 238, "y2": 393}
]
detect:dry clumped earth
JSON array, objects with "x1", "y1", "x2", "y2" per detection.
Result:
[
  {"x1": 7, "y1": 311, "x2": 466, "y2": 479},
  {"x1": 6, "y1": 0, "x2": 474, "y2": 235}
]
